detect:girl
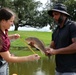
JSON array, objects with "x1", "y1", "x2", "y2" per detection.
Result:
[{"x1": 0, "y1": 8, "x2": 40, "y2": 75}]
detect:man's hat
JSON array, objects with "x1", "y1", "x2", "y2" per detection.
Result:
[{"x1": 48, "y1": 3, "x2": 70, "y2": 17}]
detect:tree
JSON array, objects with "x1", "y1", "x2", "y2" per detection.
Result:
[
  {"x1": 0, "y1": 0, "x2": 42, "y2": 30},
  {"x1": 0, "y1": 0, "x2": 12, "y2": 8},
  {"x1": 12, "y1": 0, "x2": 42, "y2": 30},
  {"x1": 44, "y1": 0, "x2": 76, "y2": 31},
  {"x1": 0, "y1": 0, "x2": 53, "y2": 30},
  {"x1": 64, "y1": 0, "x2": 76, "y2": 21},
  {"x1": 50, "y1": 0, "x2": 76, "y2": 21}
]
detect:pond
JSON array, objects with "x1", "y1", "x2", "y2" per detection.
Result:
[{"x1": 9, "y1": 56, "x2": 55, "y2": 75}]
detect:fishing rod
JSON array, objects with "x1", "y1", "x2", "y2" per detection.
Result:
[{"x1": 20, "y1": 37, "x2": 36, "y2": 54}]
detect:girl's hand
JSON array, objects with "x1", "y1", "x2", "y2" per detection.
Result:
[
  {"x1": 27, "y1": 54, "x2": 40, "y2": 61},
  {"x1": 9, "y1": 34, "x2": 20, "y2": 41},
  {"x1": 13, "y1": 34, "x2": 20, "y2": 39}
]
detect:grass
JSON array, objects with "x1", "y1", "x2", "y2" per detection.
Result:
[
  {"x1": 10, "y1": 49, "x2": 46, "y2": 57},
  {"x1": 9, "y1": 31, "x2": 52, "y2": 47},
  {"x1": 9, "y1": 31, "x2": 52, "y2": 56}
]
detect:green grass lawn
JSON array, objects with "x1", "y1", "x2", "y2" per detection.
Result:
[
  {"x1": 9, "y1": 31, "x2": 52, "y2": 56},
  {"x1": 9, "y1": 31, "x2": 52, "y2": 47},
  {"x1": 10, "y1": 49, "x2": 47, "y2": 57}
]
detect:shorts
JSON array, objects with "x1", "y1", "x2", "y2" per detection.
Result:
[{"x1": 0, "y1": 63, "x2": 9, "y2": 75}]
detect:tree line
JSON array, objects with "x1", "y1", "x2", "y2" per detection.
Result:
[{"x1": 0, "y1": 0, "x2": 76, "y2": 31}]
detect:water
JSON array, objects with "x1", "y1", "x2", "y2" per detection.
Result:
[{"x1": 9, "y1": 56, "x2": 55, "y2": 75}]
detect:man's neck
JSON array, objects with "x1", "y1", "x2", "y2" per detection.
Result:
[{"x1": 60, "y1": 17, "x2": 67, "y2": 28}]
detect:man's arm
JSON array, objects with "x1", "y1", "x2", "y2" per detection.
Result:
[
  {"x1": 50, "y1": 41, "x2": 56, "y2": 49},
  {"x1": 47, "y1": 38, "x2": 76, "y2": 55}
]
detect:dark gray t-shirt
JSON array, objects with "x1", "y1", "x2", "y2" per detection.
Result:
[{"x1": 52, "y1": 19, "x2": 76, "y2": 72}]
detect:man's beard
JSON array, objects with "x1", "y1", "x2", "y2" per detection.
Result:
[
  {"x1": 58, "y1": 15, "x2": 63, "y2": 24},
  {"x1": 54, "y1": 15, "x2": 64, "y2": 26}
]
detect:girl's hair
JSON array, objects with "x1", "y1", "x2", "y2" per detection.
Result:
[{"x1": 0, "y1": 8, "x2": 15, "y2": 21}]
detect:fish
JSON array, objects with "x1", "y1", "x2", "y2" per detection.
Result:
[{"x1": 25, "y1": 37, "x2": 51, "y2": 59}]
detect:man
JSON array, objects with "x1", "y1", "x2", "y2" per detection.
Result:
[{"x1": 46, "y1": 3, "x2": 76, "y2": 75}]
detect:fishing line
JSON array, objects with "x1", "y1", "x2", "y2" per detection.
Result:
[{"x1": 20, "y1": 37, "x2": 36, "y2": 54}]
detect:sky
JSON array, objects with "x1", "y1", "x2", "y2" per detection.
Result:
[
  {"x1": 37, "y1": 0, "x2": 47, "y2": 4},
  {"x1": 36, "y1": 0, "x2": 47, "y2": 4},
  {"x1": 9, "y1": 25, "x2": 51, "y2": 32},
  {"x1": 36, "y1": 0, "x2": 47, "y2": 10}
]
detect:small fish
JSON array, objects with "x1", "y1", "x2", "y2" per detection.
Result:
[{"x1": 25, "y1": 37, "x2": 51, "y2": 59}]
